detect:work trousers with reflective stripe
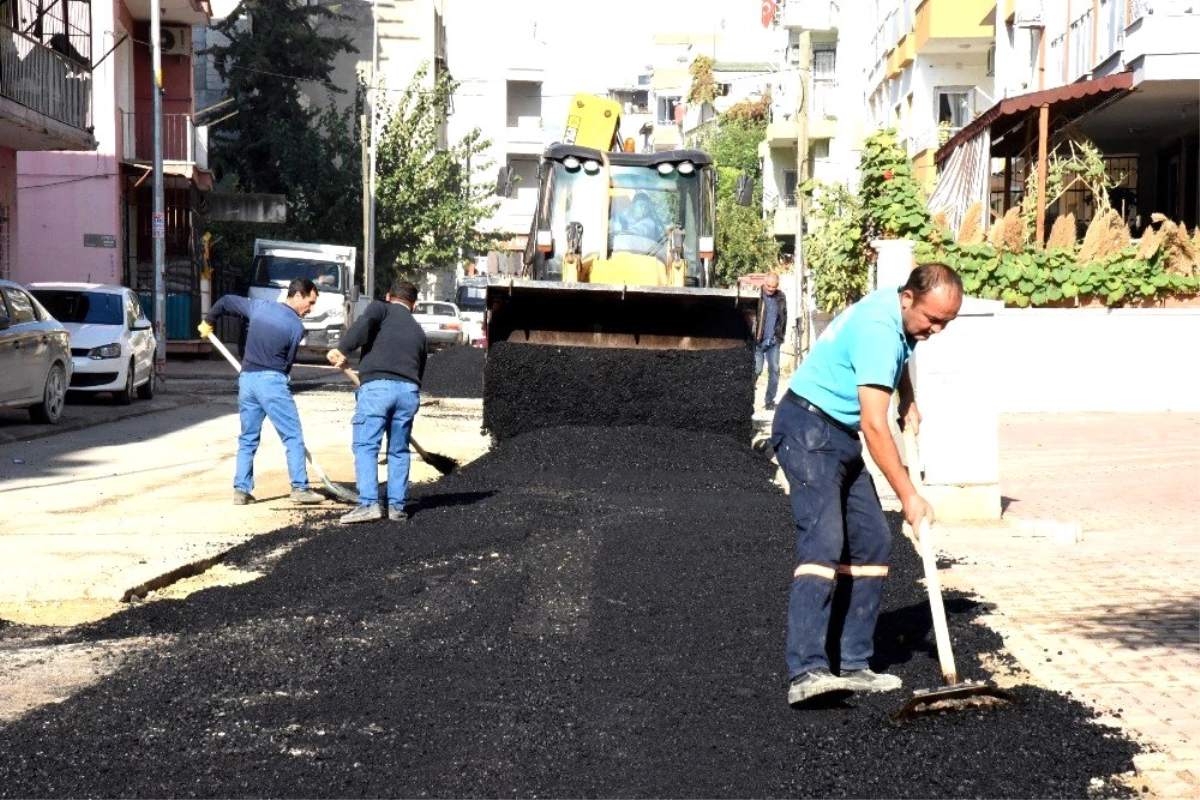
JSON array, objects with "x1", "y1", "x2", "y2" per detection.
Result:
[{"x1": 770, "y1": 397, "x2": 891, "y2": 679}]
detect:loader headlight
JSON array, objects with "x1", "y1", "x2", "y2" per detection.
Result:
[
  {"x1": 677, "y1": 161, "x2": 695, "y2": 175},
  {"x1": 583, "y1": 160, "x2": 601, "y2": 174},
  {"x1": 657, "y1": 162, "x2": 676, "y2": 176},
  {"x1": 88, "y1": 343, "x2": 122, "y2": 359},
  {"x1": 562, "y1": 156, "x2": 581, "y2": 171}
]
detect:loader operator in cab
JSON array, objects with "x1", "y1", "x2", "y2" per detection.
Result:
[
  {"x1": 614, "y1": 191, "x2": 663, "y2": 241},
  {"x1": 769, "y1": 262, "x2": 963, "y2": 707}
]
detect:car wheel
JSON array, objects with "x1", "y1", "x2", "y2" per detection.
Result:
[
  {"x1": 114, "y1": 360, "x2": 135, "y2": 405},
  {"x1": 29, "y1": 363, "x2": 67, "y2": 424},
  {"x1": 137, "y1": 364, "x2": 155, "y2": 400}
]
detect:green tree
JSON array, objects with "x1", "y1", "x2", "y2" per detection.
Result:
[
  {"x1": 203, "y1": 0, "x2": 363, "y2": 276},
  {"x1": 205, "y1": 0, "x2": 359, "y2": 228},
  {"x1": 692, "y1": 104, "x2": 779, "y2": 286},
  {"x1": 372, "y1": 65, "x2": 501, "y2": 295}
]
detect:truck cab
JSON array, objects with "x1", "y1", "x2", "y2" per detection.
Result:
[
  {"x1": 248, "y1": 239, "x2": 360, "y2": 352},
  {"x1": 454, "y1": 276, "x2": 488, "y2": 344}
]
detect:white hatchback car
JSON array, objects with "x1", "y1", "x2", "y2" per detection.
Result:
[{"x1": 29, "y1": 283, "x2": 157, "y2": 404}]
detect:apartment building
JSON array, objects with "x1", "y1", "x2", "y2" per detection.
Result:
[
  {"x1": 862, "y1": 0, "x2": 996, "y2": 191},
  {"x1": 12, "y1": 0, "x2": 212, "y2": 342},
  {"x1": 760, "y1": 0, "x2": 870, "y2": 255},
  {"x1": 932, "y1": 0, "x2": 1199, "y2": 241},
  {"x1": 1, "y1": 0, "x2": 98, "y2": 281}
]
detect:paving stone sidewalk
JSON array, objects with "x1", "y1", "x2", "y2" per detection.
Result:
[{"x1": 933, "y1": 413, "x2": 1200, "y2": 799}]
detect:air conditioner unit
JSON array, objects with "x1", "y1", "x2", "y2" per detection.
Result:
[
  {"x1": 160, "y1": 26, "x2": 192, "y2": 56},
  {"x1": 1013, "y1": 0, "x2": 1044, "y2": 28}
]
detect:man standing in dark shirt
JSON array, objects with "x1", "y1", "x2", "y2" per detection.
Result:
[
  {"x1": 326, "y1": 278, "x2": 427, "y2": 524},
  {"x1": 199, "y1": 278, "x2": 324, "y2": 506},
  {"x1": 754, "y1": 271, "x2": 788, "y2": 410}
]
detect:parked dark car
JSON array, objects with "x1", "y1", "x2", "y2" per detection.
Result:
[{"x1": 0, "y1": 279, "x2": 73, "y2": 423}]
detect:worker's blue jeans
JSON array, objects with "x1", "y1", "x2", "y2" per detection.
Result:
[
  {"x1": 755, "y1": 340, "x2": 781, "y2": 405},
  {"x1": 351, "y1": 379, "x2": 421, "y2": 510},
  {"x1": 770, "y1": 397, "x2": 891, "y2": 679},
  {"x1": 235, "y1": 370, "x2": 310, "y2": 494}
]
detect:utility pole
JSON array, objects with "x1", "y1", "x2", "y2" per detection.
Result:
[
  {"x1": 365, "y1": 0, "x2": 380, "y2": 299},
  {"x1": 793, "y1": 30, "x2": 812, "y2": 366},
  {"x1": 151, "y1": 0, "x2": 166, "y2": 374}
]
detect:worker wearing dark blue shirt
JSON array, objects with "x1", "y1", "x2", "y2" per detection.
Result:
[{"x1": 200, "y1": 279, "x2": 324, "y2": 506}]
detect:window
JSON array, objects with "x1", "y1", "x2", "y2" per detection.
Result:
[
  {"x1": 125, "y1": 292, "x2": 142, "y2": 328},
  {"x1": 3, "y1": 287, "x2": 37, "y2": 324},
  {"x1": 812, "y1": 48, "x2": 837, "y2": 81},
  {"x1": 782, "y1": 169, "x2": 798, "y2": 207},
  {"x1": 505, "y1": 155, "x2": 539, "y2": 198},
  {"x1": 936, "y1": 89, "x2": 973, "y2": 129},
  {"x1": 506, "y1": 80, "x2": 542, "y2": 128},
  {"x1": 657, "y1": 95, "x2": 681, "y2": 126},
  {"x1": 811, "y1": 140, "x2": 830, "y2": 159}
]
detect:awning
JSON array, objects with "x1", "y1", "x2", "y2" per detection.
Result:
[{"x1": 936, "y1": 72, "x2": 1135, "y2": 164}]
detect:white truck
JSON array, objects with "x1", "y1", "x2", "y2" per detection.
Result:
[{"x1": 247, "y1": 239, "x2": 363, "y2": 352}]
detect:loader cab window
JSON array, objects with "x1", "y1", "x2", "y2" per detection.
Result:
[{"x1": 539, "y1": 159, "x2": 707, "y2": 283}]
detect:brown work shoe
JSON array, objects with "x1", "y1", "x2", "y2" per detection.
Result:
[
  {"x1": 233, "y1": 490, "x2": 256, "y2": 505},
  {"x1": 290, "y1": 488, "x2": 324, "y2": 504}
]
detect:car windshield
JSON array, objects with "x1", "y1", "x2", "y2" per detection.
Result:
[
  {"x1": 251, "y1": 256, "x2": 342, "y2": 291},
  {"x1": 32, "y1": 290, "x2": 123, "y2": 325}
]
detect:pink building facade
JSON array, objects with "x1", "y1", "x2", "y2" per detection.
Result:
[
  {"x1": 12, "y1": 0, "x2": 211, "y2": 339},
  {"x1": 1, "y1": 0, "x2": 98, "y2": 280}
]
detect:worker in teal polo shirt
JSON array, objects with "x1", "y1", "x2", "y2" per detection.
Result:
[{"x1": 770, "y1": 262, "x2": 963, "y2": 706}]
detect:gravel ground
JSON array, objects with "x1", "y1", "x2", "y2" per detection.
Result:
[
  {"x1": 421, "y1": 346, "x2": 485, "y2": 399},
  {"x1": 0, "y1": 425, "x2": 1138, "y2": 798},
  {"x1": 483, "y1": 343, "x2": 754, "y2": 442}
]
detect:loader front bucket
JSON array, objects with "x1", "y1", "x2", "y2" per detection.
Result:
[
  {"x1": 485, "y1": 281, "x2": 759, "y2": 352},
  {"x1": 481, "y1": 281, "x2": 761, "y2": 442}
]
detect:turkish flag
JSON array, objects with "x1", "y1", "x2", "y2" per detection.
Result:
[{"x1": 761, "y1": 0, "x2": 777, "y2": 28}]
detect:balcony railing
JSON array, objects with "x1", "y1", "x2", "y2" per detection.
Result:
[
  {"x1": 0, "y1": 24, "x2": 91, "y2": 131},
  {"x1": 121, "y1": 111, "x2": 207, "y2": 166}
]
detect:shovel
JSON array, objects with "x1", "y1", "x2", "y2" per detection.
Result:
[
  {"x1": 338, "y1": 367, "x2": 459, "y2": 476},
  {"x1": 891, "y1": 426, "x2": 1014, "y2": 725},
  {"x1": 203, "y1": 330, "x2": 359, "y2": 504}
]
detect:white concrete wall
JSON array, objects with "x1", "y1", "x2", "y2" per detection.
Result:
[{"x1": 994, "y1": 308, "x2": 1200, "y2": 412}]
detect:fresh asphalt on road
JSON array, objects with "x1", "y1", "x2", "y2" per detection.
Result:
[{"x1": 0, "y1": 348, "x2": 1140, "y2": 798}]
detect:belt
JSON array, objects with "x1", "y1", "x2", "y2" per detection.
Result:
[{"x1": 785, "y1": 391, "x2": 857, "y2": 437}]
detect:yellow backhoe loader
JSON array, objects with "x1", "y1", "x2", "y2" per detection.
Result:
[{"x1": 482, "y1": 94, "x2": 761, "y2": 437}]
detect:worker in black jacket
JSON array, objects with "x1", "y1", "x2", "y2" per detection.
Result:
[
  {"x1": 753, "y1": 272, "x2": 788, "y2": 410},
  {"x1": 326, "y1": 279, "x2": 427, "y2": 524}
]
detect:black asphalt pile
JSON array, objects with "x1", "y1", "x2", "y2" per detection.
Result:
[
  {"x1": 483, "y1": 342, "x2": 754, "y2": 442},
  {"x1": 420, "y1": 345, "x2": 485, "y2": 399},
  {"x1": 0, "y1": 426, "x2": 1137, "y2": 798}
]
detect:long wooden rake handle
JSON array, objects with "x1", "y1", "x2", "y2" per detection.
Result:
[{"x1": 903, "y1": 426, "x2": 959, "y2": 687}]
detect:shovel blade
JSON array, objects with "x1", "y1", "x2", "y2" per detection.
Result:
[{"x1": 890, "y1": 680, "x2": 1015, "y2": 725}]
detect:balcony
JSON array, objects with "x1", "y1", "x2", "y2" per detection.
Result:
[
  {"x1": 1123, "y1": 0, "x2": 1200, "y2": 81},
  {"x1": 0, "y1": 24, "x2": 95, "y2": 150},
  {"x1": 505, "y1": 115, "x2": 544, "y2": 156},
  {"x1": 913, "y1": 0, "x2": 994, "y2": 54},
  {"x1": 771, "y1": 205, "x2": 798, "y2": 237},
  {"x1": 121, "y1": 111, "x2": 208, "y2": 168}
]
